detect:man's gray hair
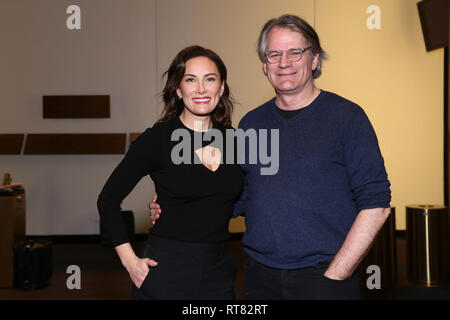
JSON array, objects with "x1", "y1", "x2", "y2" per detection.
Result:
[{"x1": 257, "y1": 14, "x2": 327, "y2": 79}]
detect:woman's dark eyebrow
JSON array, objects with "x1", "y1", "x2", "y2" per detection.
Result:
[{"x1": 183, "y1": 73, "x2": 218, "y2": 77}]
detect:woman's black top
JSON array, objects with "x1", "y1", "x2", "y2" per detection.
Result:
[{"x1": 97, "y1": 117, "x2": 244, "y2": 247}]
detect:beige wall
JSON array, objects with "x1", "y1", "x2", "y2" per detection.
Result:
[
  {"x1": 0, "y1": 0, "x2": 444, "y2": 235},
  {"x1": 315, "y1": 0, "x2": 444, "y2": 230},
  {"x1": 0, "y1": 0, "x2": 159, "y2": 234}
]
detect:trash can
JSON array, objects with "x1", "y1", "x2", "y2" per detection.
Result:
[
  {"x1": 13, "y1": 240, "x2": 53, "y2": 290},
  {"x1": 406, "y1": 205, "x2": 450, "y2": 286},
  {"x1": 0, "y1": 188, "x2": 26, "y2": 288},
  {"x1": 358, "y1": 207, "x2": 397, "y2": 291}
]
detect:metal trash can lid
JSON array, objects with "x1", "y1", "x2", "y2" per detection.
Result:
[{"x1": 406, "y1": 204, "x2": 447, "y2": 212}]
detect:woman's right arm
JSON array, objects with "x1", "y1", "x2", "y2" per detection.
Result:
[{"x1": 97, "y1": 127, "x2": 160, "y2": 287}]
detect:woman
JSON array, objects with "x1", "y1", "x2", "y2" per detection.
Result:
[{"x1": 97, "y1": 46, "x2": 243, "y2": 300}]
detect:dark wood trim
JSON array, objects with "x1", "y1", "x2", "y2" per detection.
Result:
[
  {"x1": 27, "y1": 232, "x2": 411, "y2": 244},
  {"x1": 0, "y1": 134, "x2": 24, "y2": 154},
  {"x1": 396, "y1": 230, "x2": 406, "y2": 238},
  {"x1": 25, "y1": 234, "x2": 147, "y2": 244},
  {"x1": 24, "y1": 133, "x2": 126, "y2": 154},
  {"x1": 25, "y1": 233, "x2": 245, "y2": 244},
  {"x1": 229, "y1": 232, "x2": 244, "y2": 240},
  {"x1": 43, "y1": 95, "x2": 110, "y2": 118},
  {"x1": 129, "y1": 133, "x2": 142, "y2": 144}
]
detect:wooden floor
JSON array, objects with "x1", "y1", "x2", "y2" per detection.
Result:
[
  {"x1": 0, "y1": 239, "x2": 245, "y2": 300},
  {"x1": 0, "y1": 236, "x2": 449, "y2": 300}
]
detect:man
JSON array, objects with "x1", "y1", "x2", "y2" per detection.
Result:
[{"x1": 150, "y1": 14, "x2": 391, "y2": 300}]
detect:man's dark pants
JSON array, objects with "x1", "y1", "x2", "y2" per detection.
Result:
[{"x1": 243, "y1": 254, "x2": 360, "y2": 300}]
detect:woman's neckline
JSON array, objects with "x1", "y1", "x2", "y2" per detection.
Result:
[{"x1": 176, "y1": 116, "x2": 216, "y2": 133}]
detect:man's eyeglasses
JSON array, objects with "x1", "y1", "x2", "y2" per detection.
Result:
[{"x1": 264, "y1": 46, "x2": 312, "y2": 64}]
